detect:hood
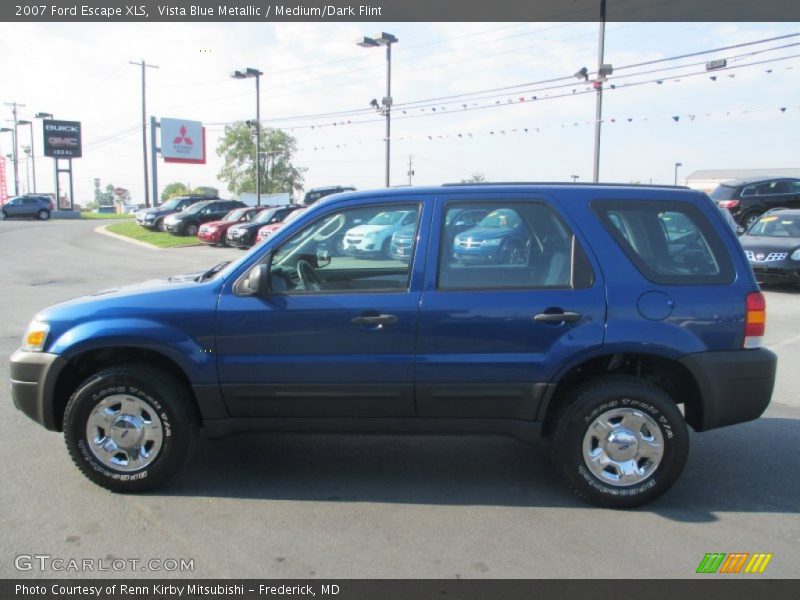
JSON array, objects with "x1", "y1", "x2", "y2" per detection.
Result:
[
  {"x1": 740, "y1": 235, "x2": 800, "y2": 253},
  {"x1": 230, "y1": 221, "x2": 264, "y2": 233},
  {"x1": 347, "y1": 224, "x2": 392, "y2": 236},
  {"x1": 456, "y1": 227, "x2": 513, "y2": 241},
  {"x1": 200, "y1": 219, "x2": 231, "y2": 229},
  {"x1": 142, "y1": 208, "x2": 173, "y2": 217}
]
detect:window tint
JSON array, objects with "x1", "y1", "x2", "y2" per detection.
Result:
[
  {"x1": 437, "y1": 201, "x2": 594, "y2": 290},
  {"x1": 593, "y1": 200, "x2": 734, "y2": 285},
  {"x1": 754, "y1": 181, "x2": 787, "y2": 195},
  {"x1": 787, "y1": 181, "x2": 800, "y2": 193},
  {"x1": 269, "y1": 203, "x2": 420, "y2": 294}
]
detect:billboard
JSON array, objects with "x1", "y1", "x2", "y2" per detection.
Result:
[
  {"x1": 0, "y1": 156, "x2": 7, "y2": 204},
  {"x1": 161, "y1": 118, "x2": 206, "y2": 164},
  {"x1": 43, "y1": 120, "x2": 82, "y2": 158}
]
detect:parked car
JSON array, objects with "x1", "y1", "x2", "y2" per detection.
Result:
[
  {"x1": 452, "y1": 208, "x2": 531, "y2": 264},
  {"x1": 344, "y1": 209, "x2": 417, "y2": 258},
  {"x1": 10, "y1": 184, "x2": 776, "y2": 508},
  {"x1": 226, "y1": 205, "x2": 303, "y2": 249},
  {"x1": 255, "y1": 206, "x2": 308, "y2": 244},
  {"x1": 198, "y1": 206, "x2": 267, "y2": 246},
  {"x1": 137, "y1": 195, "x2": 217, "y2": 231},
  {"x1": 303, "y1": 186, "x2": 356, "y2": 206},
  {"x1": 164, "y1": 200, "x2": 246, "y2": 236},
  {"x1": 739, "y1": 209, "x2": 800, "y2": 285},
  {"x1": 711, "y1": 177, "x2": 800, "y2": 229},
  {"x1": 1, "y1": 195, "x2": 54, "y2": 220},
  {"x1": 388, "y1": 205, "x2": 486, "y2": 262}
]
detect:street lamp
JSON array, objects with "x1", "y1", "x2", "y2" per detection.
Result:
[
  {"x1": 357, "y1": 31, "x2": 398, "y2": 188},
  {"x1": 570, "y1": 175, "x2": 580, "y2": 183},
  {"x1": 674, "y1": 162, "x2": 683, "y2": 186},
  {"x1": 17, "y1": 120, "x2": 37, "y2": 193},
  {"x1": 231, "y1": 67, "x2": 264, "y2": 206},
  {"x1": 0, "y1": 127, "x2": 17, "y2": 195}
]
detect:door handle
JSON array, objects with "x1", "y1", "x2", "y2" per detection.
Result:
[
  {"x1": 351, "y1": 314, "x2": 398, "y2": 326},
  {"x1": 533, "y1": 311, "x2": 583, "y2": 323}
]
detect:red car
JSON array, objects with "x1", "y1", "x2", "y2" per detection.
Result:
[
  {"x1": 255, "y1": 206, "x2": 308, "y2": 244},
  {"x1": 197, "y1": 206, "x2": 266, "y2": 246}
]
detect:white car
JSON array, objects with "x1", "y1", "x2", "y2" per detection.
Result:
[{"x1": 344, "y1": 210, "x2": 417, "y2": 258}]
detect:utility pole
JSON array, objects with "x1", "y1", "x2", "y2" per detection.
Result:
[
  {"x1": 130, "y1": 60, "x2": 159, "y2": 208},
  {"x1": 4, "y1": 101, "x2": 25, "y2": 196},
  {"x1": 592, "y1": 0, "x2": 606, "y2": 183},
  {"x1": 407, "y1": 155, "x2": 414, "y2": 185}
]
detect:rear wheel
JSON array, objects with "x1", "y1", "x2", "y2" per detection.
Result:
[
  {"x1": 63, "y1": 364, "x2": 198, "y2": 492},
  {"x1": 551, "y1": 376, "x2": 689, "y2": 508},
  {"x1": 37, "y1": 209, "x2": 50, "y2": 221}
]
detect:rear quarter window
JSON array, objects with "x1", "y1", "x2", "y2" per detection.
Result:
[{"x1": 592, "y1": 200, "x2": 734, "y2": 285}]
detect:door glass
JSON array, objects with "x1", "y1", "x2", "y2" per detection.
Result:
[
  {"x1": 270, "y1": 203, "x2": 421, "y2": 294},
  {"x1": 438, "y1": 201, "x2": 593, "y2": 290}
]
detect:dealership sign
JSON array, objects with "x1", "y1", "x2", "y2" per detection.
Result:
[
  {"x1": 161, "y1": 118, "x2": 206, "y2": 164},
  {"x1": 43, "y1": 120, "x2": 82, "y2": 158}
]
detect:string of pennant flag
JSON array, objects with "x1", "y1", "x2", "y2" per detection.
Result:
[{"x1": 306, "y1": 104, "x2": 798, "y2": 151}]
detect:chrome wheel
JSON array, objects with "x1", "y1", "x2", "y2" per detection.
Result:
[
  {"x1": 582, "y1": 407, "x2": 664, "y2": 486},
  {"x1": 85, "y1": 394, "x2": 164, "y2": 472}
]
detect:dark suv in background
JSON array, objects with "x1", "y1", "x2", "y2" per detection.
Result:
[
  {"x1": 303, "y1": 186, "x2": 356, "y2": 206},
  {"x1": 712, "y1": 177, "x2": 800, "y2": 229},
  {"x1": 164, "y1": 199, "x2": 246, "y2": 236},
  {"x1": 1, "y1": 195, "x2": 54, "y2": 220},
  {"x1": 137, "y1": 195, "x2": 219, "y2": 231}
]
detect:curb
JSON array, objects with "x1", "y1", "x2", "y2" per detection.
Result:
[{"x1": 94, "y1": 224, "x2": 162, "y2": 250}]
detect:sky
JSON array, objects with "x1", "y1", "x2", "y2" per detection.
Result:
[{"x1": 0, "y1": 20, "x2": 798, "y2": 205}]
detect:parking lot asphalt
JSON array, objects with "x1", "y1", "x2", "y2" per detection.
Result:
[{"x1": 0, "y1": 218, "x2": 798, "y2": 579}]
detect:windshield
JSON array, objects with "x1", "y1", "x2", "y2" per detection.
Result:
[
  {"x1": 477, "y1": 209, "x2": 521, "y2": 229},
  {"x1": 159, "y1": 198, "x2": 181, "y2": 210},
  {"x1": 710, "y1": 185, "x2": 737, "y2": 200},
  {"x1": 748, "y1": 214, "x2": 800, "y2": 238},
  {"x1": 224, "y1": 208, "x2": 247, "y2": 222},
  {"x1": 253, "y1": 208, "x2": 278, "y2": 224},
  {"x1": 368, "y1": 211, "x2": 405, "y2": 226},
  {"x1": 182, "y1": 201, "x2": 210, "y2": 214}
]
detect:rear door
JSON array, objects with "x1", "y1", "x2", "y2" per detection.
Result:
[{"x1": 416, "y1": 192, "x2": 606, "y2": 420}]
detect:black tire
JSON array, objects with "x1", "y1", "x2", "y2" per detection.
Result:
[
  {"x1": 551, "y1": 375, "x2": 689, "y2": 508},
  {"x1": 157, "y1": 219, "x2": 167, "y2": 232},
  {"x1": 184, "y1": 223, "x2": 199, "y2": 237},
  {"x1": 503, "y1": 240, "x2": 526, "y2": 265},
  {"x1": 37, "y1": 209, "x2": 50, "y2": 221},
  {"x1": 63, "y1": 364, "x2": 198, "y2": 493},
  {"x1": 741, "y1": 210, "x2": 762, "y2": 230},
  {"x1": 381, "y1": 237, "x2": 391, "y2": 259}
]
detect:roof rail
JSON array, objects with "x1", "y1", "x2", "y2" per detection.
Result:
[{"x1": 442, "y1": 181, "x2": 690, "y2": 189}]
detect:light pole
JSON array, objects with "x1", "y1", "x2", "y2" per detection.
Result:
[
  {"x1": 571, "y1": 175, "x2": 580, "y2": 183},
  {"x1": 232, "y1": 68, "x2": 264, "y2": 206},
  {"x1": 0, "y1": 127, "x2": 17, "y2": 195},
  {"x1": 674, "y1": 162, "x2": 683, "y2": 186},
  {"x1": 358, "y1": 32, "x2": 398, "y2": 188},
  {"x1": 17, "y1": 120, "x2": 36, "y2": 193}
]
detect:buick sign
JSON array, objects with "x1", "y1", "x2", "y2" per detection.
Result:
[{"x1": 43, "y1": 120, "x2": 82, "y2": 158}]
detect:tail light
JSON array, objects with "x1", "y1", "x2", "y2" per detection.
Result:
[
  {"x1": 744, "y1": 292, "x2": 766, "y2": 348},
  {"x1": 718, "y1": 200, "x2": 739, "y2": 209}
]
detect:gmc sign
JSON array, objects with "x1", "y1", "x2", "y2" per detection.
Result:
[{"x1": 43, "y1": 120, "x2": 82, "y2": 158}]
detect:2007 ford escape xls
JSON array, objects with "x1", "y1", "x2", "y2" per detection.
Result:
[{"x1": 10, "y1": 184, "x2": 777, "y2": 508}]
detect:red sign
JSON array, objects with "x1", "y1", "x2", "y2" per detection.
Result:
[{"x1": 0, "y1": 157, "x2": 7, "y2": 205}]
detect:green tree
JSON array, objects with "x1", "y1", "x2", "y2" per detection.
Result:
[
  {"x1": 216, "y1": 123, "x2": 305, "y2": 196},
  {"x1": 160, "y1": 182, "x2": 189, "y2": 201},
  {"x1": 460, "y1": 172, "x2": 486, "y2": 183},
  {"x1": 192, "y1": 186, "x2": 219, "y2": 197}
]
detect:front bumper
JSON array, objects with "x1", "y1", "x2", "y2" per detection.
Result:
[
  {"x1": 679, "y1": 348, "x2": 777, "y2": 431},
  {"x1": 10, "y1": 349, "x2": 67, "y2": 431},
  {"x1": 749, "y1": 261, "x2": 800, "y2": 283},
  {"x1": 227, "y1": 234, "x2": 255, "y2": 248},
  {"x1": 164, "y1": 222, "x2": 183, "y2": 234},
  {"x1": 198, "y1": 230, "x2": 222, "y2": 244}
]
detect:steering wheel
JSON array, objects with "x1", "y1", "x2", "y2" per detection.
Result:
[{"x1": 296, "y1": 259, "x2": 322, "y2": 292}]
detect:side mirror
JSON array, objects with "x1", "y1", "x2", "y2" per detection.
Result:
[
  {"x1": 316, "y1": 248, "x2": 331, "y2": 268},
  {"x1": 737, "y1": 226, "x2": 745, "y2": 236},
  {"x1": 242, "y1": 263, "x2": 269, "y2": 296}
]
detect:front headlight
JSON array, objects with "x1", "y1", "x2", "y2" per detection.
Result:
[
  {"x1": 365, "y1": 231, "x2": 378, "y2": 241},
  {"x1": 144, "y1": 214, "x2": 155, "y2": 220},
  {"x1": 790, "y1": 249, "x2": 800, "y2": 261},
  {"x1": 21, "y1": 320, "x2": 49, "y2": 352},
  {"x1": 484, "y1": 239, "x2": 502, "y2": 246}
]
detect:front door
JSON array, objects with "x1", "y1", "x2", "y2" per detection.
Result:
[
  {"x1": 415, "y1": 194, "x2": 607, "y2": 420},
  {"x1": 215, "y1": 197, "x2": 431, "y2": 418}
]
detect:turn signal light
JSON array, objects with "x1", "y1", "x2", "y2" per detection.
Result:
[{"x1": 744, "y1": 292, "x2": 766, "y2": 348}]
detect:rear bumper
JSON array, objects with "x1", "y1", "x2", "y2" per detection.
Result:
[
  {"x1": 10, "y1": 349, "x2": 67, "y2": 431},
  {"x1": 679, "y1": 348, "x2": 777, "y2": 431}
]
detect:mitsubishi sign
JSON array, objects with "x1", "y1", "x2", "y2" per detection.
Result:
[
  {"x1": 43, "y1": 120, "x2": 82, "y2": 158},
  {"x1": 161, "y1": 118, "x2": 206, "y2": 164}
]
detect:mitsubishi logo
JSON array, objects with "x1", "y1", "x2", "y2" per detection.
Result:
[{"x1": 173, "y1": 125, "x2": 193, "y2": 146}]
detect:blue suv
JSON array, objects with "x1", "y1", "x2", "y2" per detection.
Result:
[{"x1": 9, "y1": 184, "x2": 777, "y2": 508}]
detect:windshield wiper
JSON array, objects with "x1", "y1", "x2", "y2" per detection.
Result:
[{"x1": 196, "y1": 261, "x2": 231, "y2": 282}]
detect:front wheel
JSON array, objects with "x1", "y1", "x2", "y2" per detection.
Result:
[
  {"x1": 741, "y1": 210, "x2": 762, "y2": 230},
  {"x1": 37, "y1": 209, "x2": 50, "y2": 221},
  {"x1": 551, "y1": 376, "x2": 688, "y2": 508},
  {"x1": 157, "y1": 219, "x2": 167, "y2": 232},
  {"x1": 184, "y1": 223, "x2": 199, "y2": 237},
  {"x1": 63, "y1": 364, "x2": 198, "y2": 492}
]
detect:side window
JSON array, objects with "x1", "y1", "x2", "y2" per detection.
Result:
[
  {"x1": 787, "y1": 181, "x2": 800, "y2": 193},
  {"x1": 269, "y1": 203, "x2": 421, "y2": 294},
  {"x1": 593, "y1": 200, "x2": 734, "y2": 285},
  {"x1": 437, "y1": 201, "x2": 594, "y2": 290},
  {"x1": 755, "y1": 181, "x2": 787, "y2": 195}
]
